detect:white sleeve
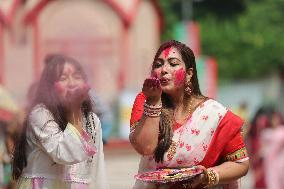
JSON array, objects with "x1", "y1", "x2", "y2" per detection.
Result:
[{"x1": 29, "y1": 105, "x2": 96, "y2": 165}]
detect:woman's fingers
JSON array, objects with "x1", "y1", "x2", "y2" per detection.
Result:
[
  {"x1": 143, "y1": 77, "x2": 161, "y2": 91},
  {"x1": 195, "y1": 165, "x2": 207, "y2": 172},
  {"x1": 142, "y1": 77, "x2": 162, "y2": 104},
  {"x1": 154, "y1": 78, "x2": 161, "y2": 88}
]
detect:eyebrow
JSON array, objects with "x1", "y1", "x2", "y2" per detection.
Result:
[
  {"x1": 168, "y1": 57, "x2": 182, "y2": 62},
  {"x1": 156, "y1": 57, "x2": 182, "y2": 62},
  {"x1": 73, "y1": 71, "x2": 82, "y2": 75}
]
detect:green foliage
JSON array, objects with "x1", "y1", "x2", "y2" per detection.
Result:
[
  {"x1": 158, "y1": 0, "x2": 284, "y2": 80},
  {"x1": 158, "y1": 0, "x2": 180, "y2": 42}
]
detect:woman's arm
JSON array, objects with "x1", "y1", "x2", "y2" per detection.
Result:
[
  {"x1": 29, "y1": 105, "x2": 96, "y2": 165},
  {"x1": 129, "y1": 78, "x2": 162, "y2": 155},
  {"x1": 212, "y1": 160, "x2": 249, "y2": 184},
  {"x1": 129, "y1": 105, "x2": 160, "y2": 155}
]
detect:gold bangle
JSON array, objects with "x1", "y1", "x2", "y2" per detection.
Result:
[
  {"x1": 143, "y1": 102, "x2": 162, "y2": 117},
  {"x1": 182, "y1": 181, "x2": 193, "y2": 189},
  {"x1": 206, "y1": 168, "x2": 219, "y2": 187},
  {"x1": 144, "y1": 102, "x2": 162, "y2": 109}
]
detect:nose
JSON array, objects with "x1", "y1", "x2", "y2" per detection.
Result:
[
  {"x1": 161, "y1": 63, "x2": 169, "y2": 74},
  {"x1": 67, "y1": 77, "x2": 77, "y2": 89}
]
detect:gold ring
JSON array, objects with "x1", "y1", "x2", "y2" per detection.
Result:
[{"x1": 182, "y1": 182, "x2": 192, "y2": 189}]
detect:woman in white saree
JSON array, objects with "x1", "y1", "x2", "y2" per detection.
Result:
[
  {"x1": 12, "y1": 54, "x2": 108, "y2": 189},
  {"x1": 129, "y1": 40, "x2": 249, "y2": 189}
]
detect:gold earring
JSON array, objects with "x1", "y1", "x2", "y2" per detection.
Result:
[{"x1": 185, "y1": 81, "x2": 192, "y2": 96}]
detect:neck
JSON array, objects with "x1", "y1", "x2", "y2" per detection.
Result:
[
  {"x1": 171, "y1": 92, "x2": 193, "y2": 110},
  {"x1": 66, "y1": 108, "x2": 82, "y2": 124},
  {"x1": 172, "y1": 94, "x2": 194, "y2": 125},
  {"x1": 168, "y1": 89, "x2": 185, "y2": 106}
]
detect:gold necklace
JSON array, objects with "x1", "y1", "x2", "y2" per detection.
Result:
[{"x1": 173, "y1": 98, "x2": 193, "y2": 125}]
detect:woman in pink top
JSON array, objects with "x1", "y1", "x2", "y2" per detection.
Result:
[{"x1": 262, "y1": 111, "x2": 284, "y2": 189}]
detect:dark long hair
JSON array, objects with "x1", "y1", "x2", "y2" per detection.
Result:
[
  {"x1": 152, "y1": 40, "x2": 203, "y2": 162},
  {"x1": 12, "y1": 54, "x2": 93, "y2": 179}
]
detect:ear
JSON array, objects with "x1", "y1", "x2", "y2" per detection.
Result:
[{"x1": 186, "y1": 68, "x2": 193, "y2": 81}]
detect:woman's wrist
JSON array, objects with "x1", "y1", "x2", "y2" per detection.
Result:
[
  {"x1": 202, "y1": 168, "x2": 219, "y2": 188},
  {"x1": 146, "y1": 97, "x2": 161, "y2": 106},
  {"x1": 143, "y1": 100, "x2": 162, "y2": 117}
]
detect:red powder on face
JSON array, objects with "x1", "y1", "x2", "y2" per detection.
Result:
[
  {"x1": 151, "y1": 71, "x2": 160, "y2": 78},
  {"x1": 162, "y1": 47, "x2": 172, "y2": 58},
  {"x1": 54, "y1": 82, "x2": 65, "y2": 95},
  {"x1": 82, "y1": 83, "x2": 90, "y2": 91},
  {"x1": 174, "y1": 68, "x2": 186, "y2": 86}
]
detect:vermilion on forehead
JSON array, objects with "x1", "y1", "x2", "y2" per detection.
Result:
[{"x1": 161, "y1": 47, "x2": 177, "y2": 59}]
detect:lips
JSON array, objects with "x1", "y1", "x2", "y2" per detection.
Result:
[{"x1": 160, "y1": 78, "x2": 170, "y2": 85}]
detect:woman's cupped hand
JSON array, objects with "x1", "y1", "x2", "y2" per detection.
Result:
[{"x1": 142, "y1": 77, "x2": 162, "y2": 104}]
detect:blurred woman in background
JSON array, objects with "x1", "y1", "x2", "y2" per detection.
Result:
[
  {"x1": 247, "y1": 107, "x2": 271, "y2": 189},
  {"x1": 12, "y1": 54, "x2": 107, "y2": 189},
  {"x1": 261, "y1": 110, "x2": 284, "y2": 189}
]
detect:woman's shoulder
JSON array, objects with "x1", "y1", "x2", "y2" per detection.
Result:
[
  {"x1": 203, "y1": 98, "x2": 227, "y2": 112},
  {"x1": 29, "y1": 103, "x2": 54, "y2": 121},
  {"x1": 30, "y1": 103, "x2": 48, "y2": 113}
]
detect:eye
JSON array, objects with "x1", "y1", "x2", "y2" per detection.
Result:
[
  {"x1": 74, "y1": 73, "x2": 83, "y2": 80},
  {"x1": 59, "y1": 75, "x2": 67, "y2": 81},
  {"x1": 168, "y1": 59, "x2": 179, "y2": 66},
  {"x1": 153, "y1": 61, "x2": 163, "y2": 68}
]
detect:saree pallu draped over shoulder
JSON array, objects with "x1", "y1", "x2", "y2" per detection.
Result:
[{"x1": 130, "y1": 92, "x2": 248, "y2": 189}]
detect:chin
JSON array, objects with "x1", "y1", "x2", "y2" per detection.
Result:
[{"x1": 162, "y1": 88, "x2": 175, "y2": 95}]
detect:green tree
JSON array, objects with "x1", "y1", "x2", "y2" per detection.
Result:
[
  {"x1": 158, "y1": 0, "x2": 180, "y2": 42},
  {"x1": 159, "y1": 0, "x2": 284, "y2": 80}
]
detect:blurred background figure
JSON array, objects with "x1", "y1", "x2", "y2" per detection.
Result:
[
  {"x1": 234, "y1": 101, "x2": 250, "y2": 138},
  {"x1": 0, "y1": 85, "x2": 20, "y2": 189},
  {"x1": 12, "y1": 54, "x2": 107, "y2": 189},
  {"x1": 0, "y1": 119, "x2": 19, "y2": 189},
  {"x1": 246, "y1": 107, "x2": 271, "y2": 189},
  {"x1": 261, "y1": 111, "x2": 284, "y2": 189}
]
